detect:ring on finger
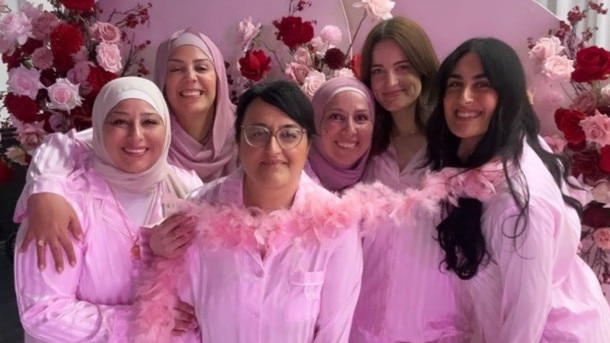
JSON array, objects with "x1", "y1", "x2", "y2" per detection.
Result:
[{"x1": 37, "y1": 240, "x2": 46, "y2": 247}]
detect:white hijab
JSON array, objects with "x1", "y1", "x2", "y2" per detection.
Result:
[{"x1": 91, "y1": 76, "x2": 171, "y2": 193}]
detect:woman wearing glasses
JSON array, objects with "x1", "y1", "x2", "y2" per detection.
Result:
[{"x1": 135, "y1": 80, "x2": 363, "y2": 343}]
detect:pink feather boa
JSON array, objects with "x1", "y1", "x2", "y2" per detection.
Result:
[{"x1": 131, "y1": 163, "x2": 504, "y2": 342}]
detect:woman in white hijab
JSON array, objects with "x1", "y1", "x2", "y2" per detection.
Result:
[{"x1": 13, "y1": 77, "x2": 202, "y2": 342}]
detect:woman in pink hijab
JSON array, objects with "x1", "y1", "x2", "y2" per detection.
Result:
[
  {"x1": 306, "y1": 76, "x2": 375, "y2": 192},
  {"x1": 16, "y1": 28, "x2": 237, "y2": 272}
]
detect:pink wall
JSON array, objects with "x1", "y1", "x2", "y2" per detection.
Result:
[{"x1": 101, "y1": 0, "x2": 562, "y2": 134}]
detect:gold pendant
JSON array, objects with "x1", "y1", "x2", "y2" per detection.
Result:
[{"x1": 131, "y1": 244, "x2": 141, "y2": 260}]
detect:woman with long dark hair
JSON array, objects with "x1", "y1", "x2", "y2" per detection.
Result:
[{"x1": 425, "y1": 37, "x2": 610, "y2": 341}]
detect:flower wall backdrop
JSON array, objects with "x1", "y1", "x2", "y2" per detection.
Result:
[
  {"x1": 530, "y1": 1, "x2": 610, "y2": 300},
  {"x1": 229, "y1": 0, "x2": 394, "y2": 101},
  {"x1": 0, "y1": 0, "x2": 151, "y2": 172}
]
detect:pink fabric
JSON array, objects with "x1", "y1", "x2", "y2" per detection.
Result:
[
  {"x1": 456, "y1": 141, "x2": 610, "y2": 342},
  {"x1": 14, "y1": 166, "x2": 202, "y2": 343},
  {"x1": 134, "y1": 171, "x2": 363, "y2": 343},
  {"x1": 351, "y1": 145, "x2": 470, "y2": 342},
  {"x1": 91, "y1": 77, "x2": 172, "y2": 193},
  {"x1": 155, "y1": 27, "x2": 237, "y2": 182},
  {"x1": 308, "y1": 76, "x2": 375, "y2": 191}
]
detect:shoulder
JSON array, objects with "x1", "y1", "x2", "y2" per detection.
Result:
[{"x1": 169, "y1": 165, "x2": 204, "y2": 192}]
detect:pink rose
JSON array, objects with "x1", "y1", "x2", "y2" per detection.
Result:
[
  {"x1": 17, "y1": 121, "x2": 46, "y2": 152},
  {"x1": 285, "y1": 62, "x2": 310, "y2": 84},
  {"x1": 19, "y1": 2, "x2": 42, "y2": 20},
  {"x1": 31, "y1": 47, "x2": 53, "y2": 70},
  {"x1": 542, "y1": 134, "x2": 567, "y2": 153},
  {"x1": 8, "y1": 65, "x2": 42, "y2": 99},
  {"x1": 67, "y1": 60, "x2": 91, "y2": 84},
  {"x1": 580, "y1": 111, "x2": 610, "y2": 147},
  {"x1": 591, "y1": 180, "x2": 610, "y2": 204},
  {"x1": 0, "y1": 12, "x2": 32, "y2": 45},
  {"x1": 89, "y1": 21, "x2": 121, "y2": 44},
  {"x1": 292, "y1": 47, "x2": 312, "y2": 66},
  {"x1": 238, "y1": 16, "x2": 261, "y2": 51},
  {"x1": 309, "y1": 36, "x2": 326, "y2": 54},
  {"x1": 300, "y1": 70, "x2": 326, "y2": 99},
  {"x1": 5, "y1": 146, "x2": 28, "y2": 166},
  {"x1": 529, "y1": 36, "x2": 564, "y2": 63},
  {"x1": 601, "y1": 84, "x2": 610, "y2": 103},
  {"x1": 542, "y1": 55, "x2": 574, "y2": 82},
  {"x1": 72, "y1": 47, "x2": 89, "y2": 63},
  {"x1": 31, "y1": 11, "x2": 59, "y2": 40},
  {"x1": 319, "y1": 25, "x2": 342, "y2": 46},
  {"x1": 353, "y1": 0, "x2": 395, "y2": 20},
  {"x1": 571, "y1": 91, "x2": 598, "y2": 113},
  {"x1": 593, "y1": 228, "x2": 610, "y2": 250},
  {"x1": 95, "y1": 42, "x2": 122, "y2": 73},
  {"x1": 47, "y1": 78, "x2": 82, "y2": 111}
]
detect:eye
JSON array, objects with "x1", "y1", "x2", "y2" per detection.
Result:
[
  {"x1": 142, "y1": 118, "x2": 161, "y2": 126},
  {"x1": 474, "y1": 79, "x2": 493, "y2": 89},
  {"x1": 328, "y1": 113, "x2": 344, "y2": 121},
  {"x1": 370, "y1": 67, "x2": 384, "y2": 76},
  {"x1": 195, "y1": 64, "x2": 210, "y2": 72},
  {"x1": 396, "y1": 63, "x2": 410, "y2": 72},
  {"x1": 446, "y1": 79, "x2": 462, "y2": 88},
  {"x1": 354, "y1": 114, "x2": 370, "y2": 123},
  {"x1": 110, "y1": 119, "x2": 128, "y2": 126}
]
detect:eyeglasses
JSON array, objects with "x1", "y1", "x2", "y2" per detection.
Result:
[{"x1": 241, "y1": 125, "x2": 306, "y2": 150}]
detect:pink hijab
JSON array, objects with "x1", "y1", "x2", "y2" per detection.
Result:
[
  {"x1": 154, "y1": 27, "x2": 236, "y2": 182},
  {"x1": 91, "y1": 76, "x2": 171, "y2": 193},
  {"x1": 308, "y1": 77, "x2": 376, "y2": 191}
]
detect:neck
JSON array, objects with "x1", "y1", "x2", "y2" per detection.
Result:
[
  {"x1": 242, "y1": 178, "x2": 299, "y2": 213},
  {"x1": 390, "y1": 105, "x2": 419, "y2": 137},
  {"x1": 175, "y1": 106, "x2": 215, "y2": 143}
]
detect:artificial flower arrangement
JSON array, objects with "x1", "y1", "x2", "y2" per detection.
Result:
[
  {"x1": 529, "y1": 1, "x2": 610, "y2": 293},
  {"x1": 0, "y1": 0, "x2": 151, "y2": 174},
  {"x1": 230, "y1": 0, "x2": 395, "y2": 101}
]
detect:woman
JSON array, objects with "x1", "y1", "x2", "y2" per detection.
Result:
[
  {"x1": 135, "y1": 81, "x2": 363, "y2": 343},
  {"x1": 306, "y1": 76, "x2": 375, "y2": 192},
  {"x1": 425, "y1": 37, "x2": 610, "y2": 341},
  {"x1": 18, "y1": 27, "x2": 237, "y2": 271},
  {"x1": 350, "y1": 17, "x2": 467, "y2": 342},
  {"x1": 13, "y1": 77, "x2": 203, "y2": 342}
]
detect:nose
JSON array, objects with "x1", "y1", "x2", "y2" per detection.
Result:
[
  {"x1": 460, "y1": 86, "x2": 473, "y2": 104},
  {"x1": 185, "y1": 66, "x2": 197, "y2": 81},
  {"x1": 344, "y1": 118, "x2": 357, "y2": 134},
  {"x1": 128, "y1": 123, "x2": 143, "y2": 140},
  {"x1": 264, "y1": 134, "x2": 282, "y2": 153},
  {"x1": 386, "y1": 70, "x2": 398, "y2": 86}
]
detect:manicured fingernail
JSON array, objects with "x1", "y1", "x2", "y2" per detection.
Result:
[
  {"x1": 38, "y1": 264, "x2": 44, "y2": 270},
  {"x1": 70, "y1": 260, "x2": 76, "y2": 267},
  {"x1": 57, "y1": 266, "x2": 63, "y2": 273}
]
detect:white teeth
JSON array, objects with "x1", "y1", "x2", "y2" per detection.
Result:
[
  {"x1": 456, "y1": 111, "x2": 479, "y2": 118},
  {"x1": 124, "y1": 148, "x2": 146, "y2": 154},
  {"x1": 337, "y1": 142, "x2": 357, "y2": 149},
  {"x1": 181, "y1": 90, "x2": 202, "y2": 97}
]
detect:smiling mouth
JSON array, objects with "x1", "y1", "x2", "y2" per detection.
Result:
[
  {"x1": 180, "y1": 90, "x2": 203, "y2": 97},
  {"x1": 123, "y1": 148, "x2": 147, "y2": 155},
  {"x1": 456, "y1": 111, "x2": 481, "y2": 118},
  {"x1": 336, "y1": 142, "x2": 358, "y2": 149}
]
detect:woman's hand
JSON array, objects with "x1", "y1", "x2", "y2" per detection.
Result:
[
  {"x1": 171, "y1": 300, "x2": 198, "y2": 335},
  {"x1": 149, "y1": 213, "x2": 197, "y2": 259},
  {"x1": 20, "y1": 193, "x2": 82, "y2": 272}
]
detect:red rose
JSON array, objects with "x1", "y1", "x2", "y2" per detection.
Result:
[
  {"x1": 87, "y1": 65, "x2": 117, "y2": 94},
  {"x1": 50, "y1": 23, "x2": 84, "y2": 72},
  {"x1": 349, "y1": 53, "x2": 361, "y2": 79},
  {"x1": 583, "y1": 202, "x2": 610, "y2": 228},
  {"x1": 324, "y1": 48, "x2": 346, "y2": 70},
  {"x1": 239, "y1": 49, "x2": 271, "y2": 82},
  {"x1": 599, "y1": 146, "x2": 610, "y2": 173},
  {"x1": 58, "y1": 0, "x2": 95, "y2": 11},
  {"x1": 571, "y1": 46, "x2": 610, "y2": 82},
  {"x1": 0, "y1": 160, "x2": 14, "y2": 184},
  {"x1": 273, "y1": 16, "x2": 314, "y2": 49},
  {"x1": 571, "y1": 149, "x2": 606, "y2": 183},
  {"x1": 554, "y1": 108, "x2": 586, "y2": 144},
  {"x1": 2, "y1": 50, "x2": 22, "y2": 70},
  {"x1": 4, "y1": 93, "x2": 41, "y2": 123}
]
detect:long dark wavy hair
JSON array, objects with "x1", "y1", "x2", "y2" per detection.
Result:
[{"x1": 424, "y1": 38, "x2": 582, "y2": 279}]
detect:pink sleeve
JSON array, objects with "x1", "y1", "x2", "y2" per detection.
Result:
[
  {"x1": 314, "y1": 228, "x2": 363, "y2": 343},
  {"x1": 14, "y1": 218, "x2": 132, "y2": 343},
  {"x1": 26, "y1": 128, "x2": 92, "y2": 182},
  {"x1": 490, "y1": 204, "x2": 555, "y2": 342}
]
